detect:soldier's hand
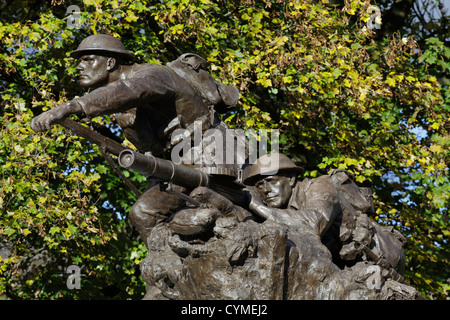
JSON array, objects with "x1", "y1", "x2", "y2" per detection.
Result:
[
  {"x1": 245, "y1": 186, "x2": 264, "y2": 209},
  {"x1": 31, "y1": 108, "x2": 62, "y2": 132},
  {"x1": 245, "y1": 186, "x2": 272, "y2": 220},
  {"x1": 31, "y1": 101, "x2": 81, "y2": 132}
]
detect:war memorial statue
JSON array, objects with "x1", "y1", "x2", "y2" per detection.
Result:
[{"x1": 31, "y1": 34, "x2": 422, "y2": 300}]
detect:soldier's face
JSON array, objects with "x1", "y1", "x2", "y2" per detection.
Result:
[
  {"x1": 255, "y1": 175, "x2": 294, "y2": 208},
  {"x1": 77, "y1": 55, "x2": 110, "y2": 87}
]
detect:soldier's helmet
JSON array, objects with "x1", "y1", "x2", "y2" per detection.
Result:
[
  {"x1": 243, "y1": 153, "x2": 304, "y2": 186},
  {"x1": 70, "y1": 34, "x2": 134, "y2": 61}
]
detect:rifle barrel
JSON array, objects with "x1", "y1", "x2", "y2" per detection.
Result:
[
  {"x1": 118, "y1": 149, "x2": 210, "y2": 189},
  {"x1": 60, "y1": 118, "x2": 126, "y2": 156},
  {"x1": 118, "y1": 149, "x2": 248, "y2": 206}
]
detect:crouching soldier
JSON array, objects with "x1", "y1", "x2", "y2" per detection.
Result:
[{"x1": 243, "y1": 153, "x2": 407, "y2": 279}]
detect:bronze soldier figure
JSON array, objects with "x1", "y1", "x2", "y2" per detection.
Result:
[
  {"x1": 244, "y1": 152, "x2": 406, "y2": 274},
  {"x1": 30, "y1": 34, "x2": 241, "y2": 245},
  {"x1": 31, "y1": 34, "x2": 238, "y2": 158},
  {"x1": 242, "y1": 153, "x2": 423, "y2": 299}
]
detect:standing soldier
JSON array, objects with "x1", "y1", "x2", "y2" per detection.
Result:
[{"x1": 31, "y1": 34, "x2": 241, "y2": 244}]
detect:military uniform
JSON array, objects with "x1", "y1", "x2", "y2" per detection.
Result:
[{"x1": 71, "y1": 36, "x2": 239, "y2": 164}]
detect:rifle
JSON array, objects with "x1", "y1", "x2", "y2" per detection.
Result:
[
  {"x1": 118, "y1": 149, "x2": 247, "y2": 207},
  {"x1": 60, "y1": 118, "x2": 126, "y2": 157},
  {"x1": 59, "y1": 118, "x2": 247, "y2": 206},
  {"x1": 60, "y1": 118, "x2": 142, "y2": 197}
]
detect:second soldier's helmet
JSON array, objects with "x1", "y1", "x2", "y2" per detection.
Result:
[{"x1": 243, "y1": 153, "x2": 304, "y2": 186}]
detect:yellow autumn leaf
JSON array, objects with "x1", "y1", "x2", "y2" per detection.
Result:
[
  {"x1": 430, "y1": 122, "x2": 440, "y2": 130},
  {"x1": 429, "y1": 144, "x2": 443, "y2": 154},
  {"x1": 385, "y1": 77, "x2": 396, "y2": 86}
]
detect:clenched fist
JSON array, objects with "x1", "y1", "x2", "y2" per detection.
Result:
[{"x1": 30, "y1": 101, "x2": 82, "y2": 132}]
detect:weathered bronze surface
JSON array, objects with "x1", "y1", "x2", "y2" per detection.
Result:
[{"x1": 30, "y1": 35, "x2": 422, "y2": 300}]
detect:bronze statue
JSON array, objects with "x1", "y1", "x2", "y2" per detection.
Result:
[
  {"x1": 243, "y1": 153, "x2": 419, "y2": 299},
  {"x1": 132, "y1": 153, "x2": 421, "y2": 299},
  {"x1": 30, "y1": 34, "x2": 422, "y2": 300}
]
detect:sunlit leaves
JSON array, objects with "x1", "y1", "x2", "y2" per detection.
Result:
[{"x1": 0, "y1": 0, "x2": 448, "y2": 299}]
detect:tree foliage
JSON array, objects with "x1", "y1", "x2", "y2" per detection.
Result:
[{"x1": 0, "y1": 0, "x2": 448, "y2": 299}]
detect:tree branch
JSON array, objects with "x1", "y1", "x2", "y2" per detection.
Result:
[{"x1": 377, "y1": 0, "x2": 416, "y2": 39}]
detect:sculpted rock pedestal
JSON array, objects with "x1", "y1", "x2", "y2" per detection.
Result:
[
  {"x1": 140, "y1": 213, "x2": 421, "y2": 300},
  {"x1": 141, "y1": 217, "x2": 286, "y2": 300}
]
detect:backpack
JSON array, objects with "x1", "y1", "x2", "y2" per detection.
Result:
[
  {"x1": 166, "y1": 53, "x2": 240, "y2": 114},
  {"x1": 328, "y1": 169, "x2": 406, "y2": 273}
]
